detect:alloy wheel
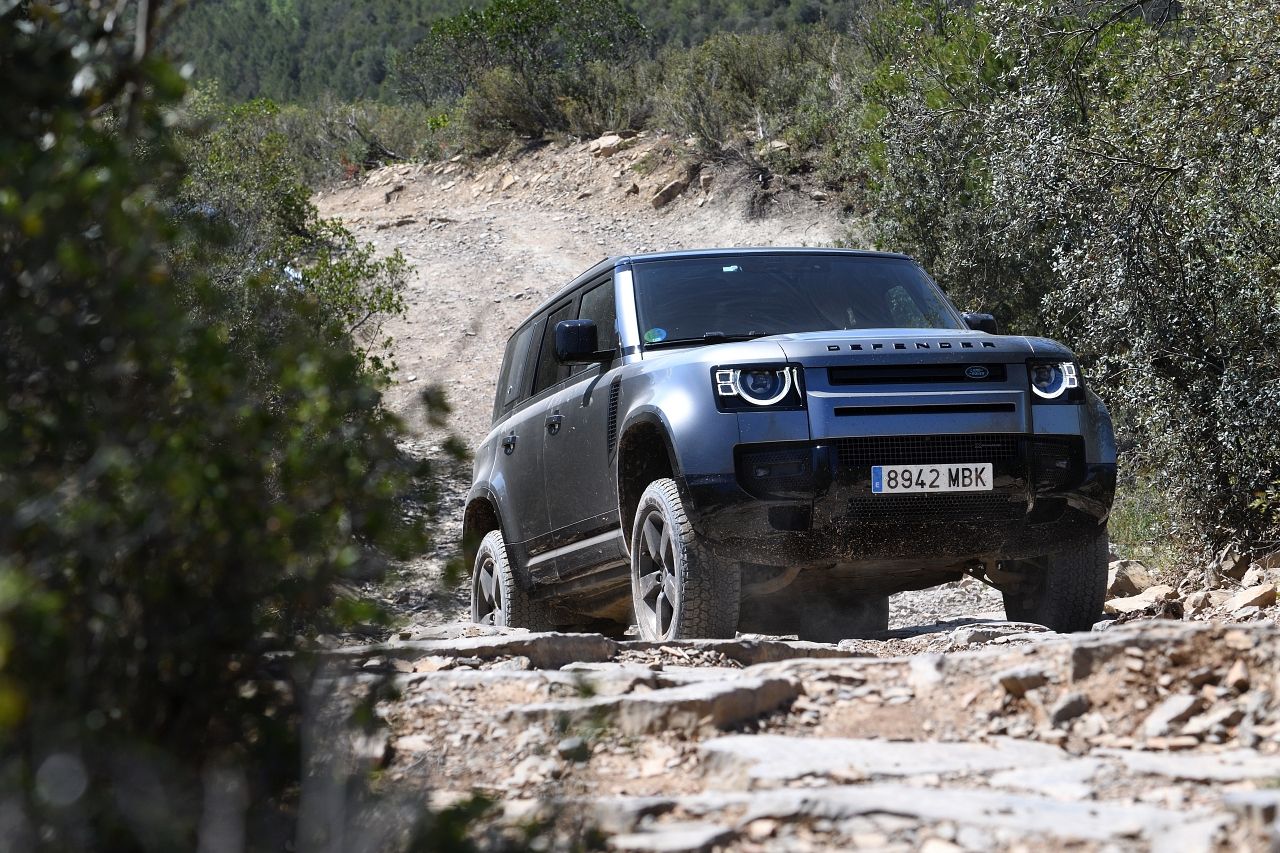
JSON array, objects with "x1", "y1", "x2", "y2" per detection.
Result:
[
  {"x1": 635, "y1": 507, "x2": 680, "y2": 639},
  {"x1": 472, "y1": 554, "x2": 505, "y2": 626}
]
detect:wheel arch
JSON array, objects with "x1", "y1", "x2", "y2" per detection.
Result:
[
  {"x1": 462, "y1": 489, "x2": 502, "y2": 571},
  {"x1": 617, "y1": 411, "x2": 683, "y2": 541}
]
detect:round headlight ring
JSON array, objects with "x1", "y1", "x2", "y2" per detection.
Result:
[
  {"x1": 734, "y1": 368, "x2": 793, "y2": 406},
  {"x1": 1030, "y1": 361, "x2": 1079, "y2": 400}
]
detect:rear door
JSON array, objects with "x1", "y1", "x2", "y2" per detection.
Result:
[
  {"x1": 491, "y1": 316, "x2": 549, "y2": 548},
  {"x1": 543, "y1": 275, "x2": 624, "y2": 556}
]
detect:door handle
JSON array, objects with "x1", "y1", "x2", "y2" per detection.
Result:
[
  {"x1": 501, "y1": 434, "x2": 517, "y2": 454},
  {"x1": 545, "y1": 414, "x2": 564, "y2": 435}
]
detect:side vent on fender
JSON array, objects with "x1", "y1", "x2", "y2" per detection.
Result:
[{"x1": 606, "y1": 377, "x2": 621, "y2": 455}]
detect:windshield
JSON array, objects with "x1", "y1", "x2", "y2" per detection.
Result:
[{"x1": 631, "y1": 254, "x2": 965, "y2": 346}]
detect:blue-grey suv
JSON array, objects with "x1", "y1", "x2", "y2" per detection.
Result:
[{"x1": 465, "y1": 249, "x2": 1116, "y2": 641}]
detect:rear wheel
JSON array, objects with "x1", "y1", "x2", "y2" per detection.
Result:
[
  {"x1": 630, "y1": 478, "x2": 740, "y2": 641},
  {"x1": 1002, "y1": 527, "x2": 1109, "y2": 632},
  {"x1": 471, "y1": 529, "x2": 554, "y2": 631}
]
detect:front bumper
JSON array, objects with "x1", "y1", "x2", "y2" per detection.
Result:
[{"x1": 684, "y1": 434, "x2": 1115, "y2": 569}]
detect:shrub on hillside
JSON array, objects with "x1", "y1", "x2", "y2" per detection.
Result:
[
  {"x1": 178, "y1": 95, "x2": 410, "y2": 379},
  {"x1": 0, "y1": 3, "x2": 426, "y2": 846},
  {"x1": 854, "y1": 0, "x2": 1280, "y2": 554},
  {"x1": 658, "y1": 28, "x2": 853, "y2": 162},
  {"x1": 392, "y1": 0, "x2": 646, "y2": 147}
]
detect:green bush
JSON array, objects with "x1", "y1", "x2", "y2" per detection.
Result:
[
  {"x1": 0, "y1": 3, "x2": 426, "y2": 846},
  {"x1": 177, "y1": 95, "x2": 410, "y2": 379},
  {"x1": 392, "y1": 0, "x2": 646, "y2": 148},
  {"x1": 658, "y1": 28, "x2": 853, "y2": 161},
  {"x1": 854, "y1": 0, "x2": 1280, "y2": 555}
]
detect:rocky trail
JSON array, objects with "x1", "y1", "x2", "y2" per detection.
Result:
[{"x1": 315, "y1": 137, "x2": 1280, "y2": 851}]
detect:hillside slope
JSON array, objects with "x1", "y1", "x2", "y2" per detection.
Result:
[{"x1": 315, "y1": 132, "x2": 846, "y2": 442}]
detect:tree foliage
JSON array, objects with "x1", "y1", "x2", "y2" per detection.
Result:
[
  {"x1": 853, "y1": 0, "x2": 1280, "y2": 552},
  {"x1": 0, "y1": 2, "x2": 425, "y2": 846},
  {"x1": 392, "y1": 0, "x2": 645, "y2": 141},
  {"x1": 165, "y1": 0, "x2": 859, "y2": 103}
]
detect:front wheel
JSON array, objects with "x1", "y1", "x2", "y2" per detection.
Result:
[
  {"x1": 1001, "y1": 527, "x2": 1109, "y2": 632},
  {"x1": 630, "y1": 478, "x2": 740, "y2": 641},
  {"x1": 471, "y1": 529, "x2": 554, "y2": 631}
]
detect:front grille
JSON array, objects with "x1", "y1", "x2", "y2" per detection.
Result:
[
  {"x1": 828, "y1": 363, "x2": 1008, "y2": 385},
  {"x1": 847, "y1": 493, "x2": 1025, "y2": 520},
  {"x1": 835, "y1": 434, "x2": 1021, "y2": 468}
]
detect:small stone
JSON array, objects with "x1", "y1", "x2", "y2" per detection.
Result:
[
  {"x1": 651, "y1": 177, "x2": 690, "y2": 209},
  {"x1": 995, "y1": 665, "x2": 1049, "y2": 698},
  {"x1": 1213, "y1": 546, "x2": 1251, "y2": 584},
  {"x1": 1182, "y1": 590, "x2": 1214, "y2": 619},
  {"x1": 745, "y1": 819, "x2": 777, "y2": 842},
  {"x1": 1107, "y1": 560, "x2": 1154, "y2": 597},
  {"x1": 1226, "y1": 659, "x2": 1250, "y2": 691},
  {"x1": 1049, "y1": 691, "x2": 1091, "y2": 728},
  {"x1": 625, "y1": 183, "x2": 639, "y2": 195},
  {"x1": 1239, "y1": 565, "x2": 1265, "y2": 587},
  {"x1": 1182, "y1": 704, "x2": 1245, "y2": 736},
  {"x1": 1142, "y1": 694, "x2": 1203, "y2": 739},
  {"x1": 1105, "y1": 584, "x2": 1175, "y2": 615},
  {"x1": 1224, "y1": 584, "x2": 1276, "y2": 613},
  {"x1": 557, "y1": 736, "x2": 591, "y2": 762},
  {"x1": 699, "y1": 173, "x2": 713, "y2": 192},
  {"x1": 589, "y1": 134, "x2": 625, "y2": 157}
]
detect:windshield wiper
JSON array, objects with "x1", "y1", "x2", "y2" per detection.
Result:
[{"x1": 645, "y1": 331, "x2": 769, "y2": 349}]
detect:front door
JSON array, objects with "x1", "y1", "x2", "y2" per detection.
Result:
[{"x1": 542, "y1": 276, "x2": 624, "y2": 566}]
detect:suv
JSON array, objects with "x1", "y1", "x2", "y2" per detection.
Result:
[{"x1": 464, "y1": 249, "x2": 1116, "y2": 641}]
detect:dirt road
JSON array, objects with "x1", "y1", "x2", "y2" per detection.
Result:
[{"x1": 316, "y1": 139, "x2": 1280, "y2": 851}]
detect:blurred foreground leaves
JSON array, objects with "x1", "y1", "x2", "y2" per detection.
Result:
[{"x1": 1, "y1": 2, "x2": 426, "y2": 847}]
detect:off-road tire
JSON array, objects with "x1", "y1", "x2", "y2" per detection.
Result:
[
  {"x1": 630, "y1": 478, "x2": 740, "y2": 640},
  {"x1": 1002, "y1": 527, "x2": 1109, "y2": 633},
  {"x1": 471, "y1": 529, "x2": 554, "y2": 631}
]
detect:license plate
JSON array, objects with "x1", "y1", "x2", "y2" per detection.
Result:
[{"x1": 872, "y1": 463, "x2": 994, "y2": 493}]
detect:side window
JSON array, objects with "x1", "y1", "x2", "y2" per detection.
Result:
[
  {"x1": 573, "y1": 277, "x2": 617, "y2": 374},
  {"x1": 532, "y1": 302, "x2": 575, "y2": 395},
  {"x1": 493, "y1": 320, "x2": 540, "y2": 421}
]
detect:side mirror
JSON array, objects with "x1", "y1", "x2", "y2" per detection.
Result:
[
  {"x1": 555, "y1": 319, "x2": 611, "y2": 364},
  {"x1": 963, "y1": 312, "x2": 1000, "y2": 335}
]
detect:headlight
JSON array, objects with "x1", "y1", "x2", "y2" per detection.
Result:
[
  {"x1": 713, "y1": 366, "x2": 803, "y2": 410},
  {"x1": 1028, "y1": 361, "x2": 1080, "y2": 400}
]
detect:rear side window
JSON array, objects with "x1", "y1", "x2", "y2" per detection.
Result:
[
  {"x1": 532, "y1": 302, "x2": 574, "y2": 395},
  {"x1": 493, "y1": 320, "x2": 539, "y2": 421}
]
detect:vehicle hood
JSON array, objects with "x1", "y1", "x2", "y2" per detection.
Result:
[
  {"x1": 637, "y1": 329, "x2": 1075, "y2": 369},
  {"x1": 769, "y1": 329, "x2": 1074, "y2": 365}
]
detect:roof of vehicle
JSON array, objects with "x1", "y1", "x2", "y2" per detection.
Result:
[{"x1": 523, "y1": 247, "x2": 918, "y2": 328}]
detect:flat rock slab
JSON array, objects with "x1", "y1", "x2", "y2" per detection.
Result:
[
  {"x1": 607, "y1": 821, "x2": 732, "y2": 853},
  {"x1": 340, "y1": 632, "x2": 619, "y2": 669},
  {"x1": 1096, "y1": 748, "x2": 1280, "y2": 782},
  {"x1": 594, "y1": 783, "x2": 1221, "y2": 849},
  {"x1": 508, "y1": 677, "x2": 801, "y2": 735},
  {"x1": 701, "y1": 735, "x2": 1068, "y2": 786},
  {"x1": 619, "y1": 637, "x2": 864, "y2": 665}
]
